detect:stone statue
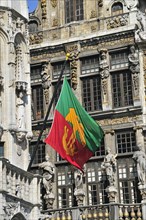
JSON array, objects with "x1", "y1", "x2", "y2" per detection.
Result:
[
  {"x1": 128, "y1": 45, "x2": 140, "y2": 73},
  {"x1": 16, "y1": 91, "x2": 25, "y2": 130},
  {"x1": 133, "y1": 144, "x2": 146, "y2": 185},
  {"x1": 39, "y1": 155, "x2": 55, "y2": 194},
  {"x1": 99, "y1": 49, "x2": 109, "y2": 79},
  {"x1": 101, "y1": 148, "x2": 117, "y2": 187},
  {"x1": 74, "y1": 168, "x2": 85, "y2": 206}
]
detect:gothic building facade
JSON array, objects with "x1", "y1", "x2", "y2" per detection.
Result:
[
  {"x1": 1, "y1": 0, "x2": 146, "y2": 219},
  {"x1": 28, "y1": 0, "x2": 146, "y2": 219}
]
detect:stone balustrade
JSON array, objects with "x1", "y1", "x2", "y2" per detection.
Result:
[
  {"x1": 41, "y1": 203, "x2": 143, "y2": 220},
  {"x1": 0, "y1": 158, "x2": 41, "y2": 205}
]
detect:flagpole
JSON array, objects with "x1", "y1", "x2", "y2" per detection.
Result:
[{"x1": 27, "y1": 53, "x2": 70, "y2": 171}]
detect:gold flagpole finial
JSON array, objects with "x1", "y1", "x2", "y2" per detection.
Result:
[{"x1": 66, "y1": 53, "x2": 70, "y2": 60}]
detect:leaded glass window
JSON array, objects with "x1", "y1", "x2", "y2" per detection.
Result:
[{"x1": 65, "y1": 0, "x2": 84, "y2": 23}]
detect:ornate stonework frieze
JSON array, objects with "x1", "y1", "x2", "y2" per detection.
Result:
[
  {"x1": 29, "y1": 32, "x2": 43, "y2": 45},
  {"x1": 51, "y1": 0, "x2": 57, "y2": 8},
  {"x1": 52, "y1": 18, "x2": 59, "y2": 27},
  {"x1": 99, "y1": 115, "x2": 140, "y2": 126},
  {"x1": 106, "y1": 14, "x2": 128, "y2": 30},
  {"x1": 41, "y1": 0, "x2": 47, "y2": 19}
]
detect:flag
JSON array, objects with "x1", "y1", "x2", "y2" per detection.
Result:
[{"x1": 45, "y1": 77, "x2": 104, "y2": 170}]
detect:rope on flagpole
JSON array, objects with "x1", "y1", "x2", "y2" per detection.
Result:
[{"x1": 27, "y1": 53, "x2": 70, "y2": 171}]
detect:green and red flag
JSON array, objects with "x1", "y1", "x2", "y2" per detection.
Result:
[{"x1": 44, "y1": 77, "x2": 104, "y2": 170}]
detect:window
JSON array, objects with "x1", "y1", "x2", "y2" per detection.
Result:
[
  {"x1": 87, "y1": 162, "x2": 108, "y2": 205},
  {"x1": 29, "y1": 142, "x2": 46, "y2": 165},
  {"x1": 29, "y1": 21, "x2": 38, "y2": 33},
  {"x1": 81, "y1": 56, "x2": 102, "y2": 112},
  {"x1": 116, "y1": 130, "x2": 136, "y2": 154},
  {"x1": 52, "y1": 61, "x2": 70, "y2": 80},
  {"x1": 0, "y1": 142, "x2": 4, "y2": 157},
  {"x1": 57, "y1": 167, "x2": 74, "y2": 208},
  {"x1": 30, "y1": 65, "x2": 41, "y2": 80},
  {"x1": 118, "y1": 158, "x2": 141, "y2": 203},
  {"x1": 111, "y1": 2, "x2": 123, "y2": 15},
  {"x1": 82, "y1": 76, "x2": 102, "y2": 112},
  {"x1": 111, "y1": 71, "x2": 133, "y2": 108},
  {"x1": 32, "y1": 85, "x2": 44, "y2": 120},
  {"x1": 65, "y1": 0, "x2": 84, "y2": 23},
  {"x1": 110, "y1": 51, "x2": 128, "y2": 70},
  {"x1": 56, "y1": 153, "x2": 65, "y2": 162},
  {"x1": 94, "y1": 139, "x2": 105, "y2": 157}
]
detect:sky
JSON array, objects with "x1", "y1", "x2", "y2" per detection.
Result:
[{"x1": 27, "y1": 0, "x2": 38, "y2": 13}]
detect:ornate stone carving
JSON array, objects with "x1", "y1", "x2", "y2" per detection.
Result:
[
  {"x1": 106, "y1": 14, "x2": 128, "y2": 29},
  {"x1": 127, "y1": 0, "x2": 139, "y2": 10},
  {"x1": 90, "y1": 10, "x2": 96, "y2": 19},
  {"x1": 128, "y1": 45, "x2": 140, "y2": 74},
  {"x1": 135, "y1": 11, "x2": 146, "y2": 41},
  {"x1": 51, "y1": 0, "x2": 57, "y2": 8},
  {"x1": 52, "y1": 18, "x2": 58, "y2": 27},
  {"x1": 39, "y1": 155, "x2": 55, "y2": 209},
  {"x1": 99, "y1": 48, "x2": 109, "y2": 79},
  {"x1": 16, "y1": 81, "x2": 27, "y2": 92},
  {"x1": 0, "y1": 11, "x2": 4, "y2": 26},
  {"x1": 74, "y1": 169, "x2": 85, "y2": 206},
  {"x1": 99, "y1": 115, "x2": 140, "y2": 126},
  {"x1": 3, "y1": 202, "x2": 20, "y2": 217},
  {"x1": 16, "y1": 91, "x2": 26, "y2": 130},
  {"x1": 101, "y1": 148, "x2": 117, "y2": 187},
  {"x1": 67, "y1": 51, "x2": 80, "y2": 90},
  {"x1": 41, "y1": 0, "x2": 47, "y2": 19},
  {"x1": 16, "y1": 17, "x2": 23, "y2": 30},
  {"x1": 128, "y1": 45, "x2": 140, "y2": 97},
  {"x1": 41, "y1": 63, "x2": 51, "y2": 105},
  {"x1": 29, "y1": 32, "x2": 43, "y2": 45}
]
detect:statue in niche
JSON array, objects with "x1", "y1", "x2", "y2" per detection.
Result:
[
  {"x1": 135, "y1": 10, "x2": 146, "y2": 41},
  {"x1": 133, "y1": 143, "x2": 146, "y2": 185},
  {"x1": 39, "y1": 155, "x2": 55, "y2": 195},
  {"x1": 16, "y1": 91, "x2": 25, "y2": 130},
  {"x1": 99, "y1": 49, "x2": 109, "y2": 79},
  {"x1": 101, "y1": 148, "x2": 117, "y2": 187},
  {"x1": 128, "y1": 45, "x2": 140, "y2": 73},
  {"x1": 41, "y1": 63, "x2": 50, "y2": 90}
]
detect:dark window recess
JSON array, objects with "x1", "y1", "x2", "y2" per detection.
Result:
[
  {"x1": 112, "y1": 71, "x2": 133, "y2": 108},
  {"x1": 118, "y1": 158, "x2": 141, "y2": 203},
  {"x1": 29, "y1": 21, "x2": 38, "y2": 33},
  {"x1": 116, "y1": 130, "x2": 136, "y2": 154},
  {"x1": 110, "y1": 51, "x2": 128, "y2": 70},
  {"x1": 52, "y1": 62, "x2": 70, "y2": 80},
  {"x1": 94, "y1": 139, "x2": 105, "y2": 157},
  {"x1": 82, "y1": 76, "x2": 102, "y2": 112},
  {"x1": 65, "y1": 0, "x2": 84, "y2": 23},
  {"x1": 30, "y1": 66, "x2": 41, "y2": 80},
  {"x1": 0, "y1": 142, "x2": 4, "y2": 157},
  {"x1": 29, "y1": 142, "x2": 46, "y2": 165},
  {"x1": 31, "y1": 85, "x2": 44, "y2": 120},
  {"x1": 111, "y1": 2, "x2": 123, "y2": 15}
]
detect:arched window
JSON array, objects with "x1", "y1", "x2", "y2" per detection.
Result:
[
  {"x1": 111, "y1": 2, "x2": 123, "y2": 15},
  {"x1": 28, "y1": 21, "x2": 38, "y2": 33},
  {"x1": 65, "y1": 0, "x2": 84, "y2": 23}
]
